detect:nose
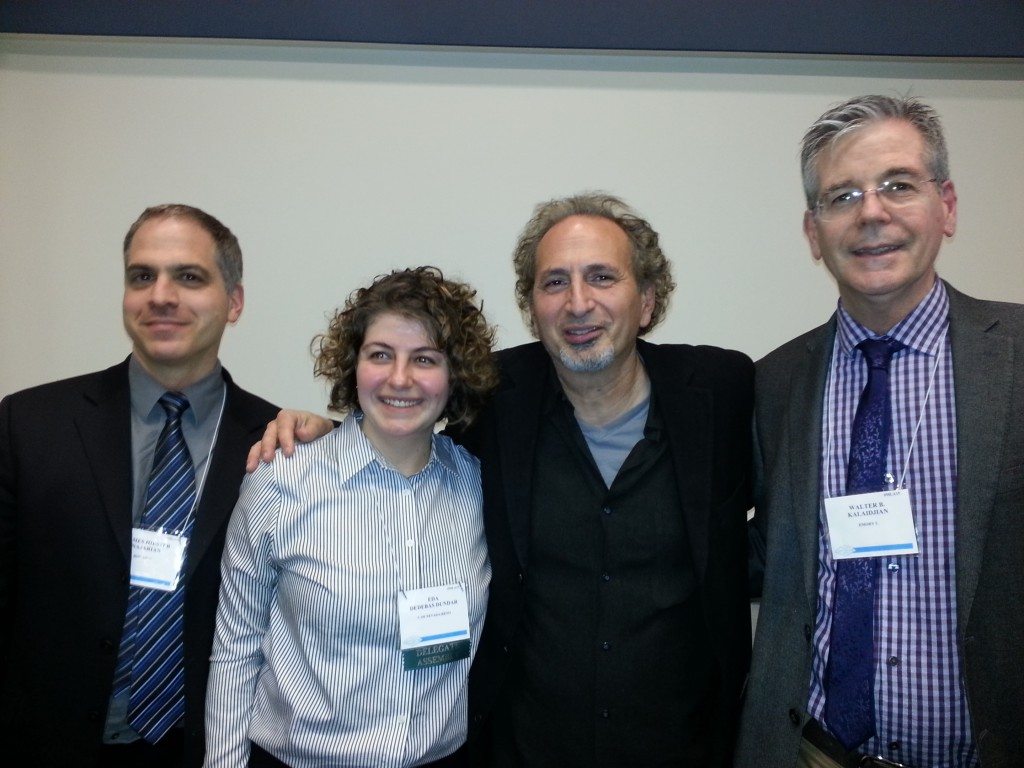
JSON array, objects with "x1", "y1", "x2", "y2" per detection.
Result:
[
  {"x1": 566, "y1": 278, "x2": 594, "y2": 316},
  {"x1": 388, "y1": 358, "x2": 412, "y2": 388},
  {"x1": 148, "y1": 274, "x2": 179, "y2": 306},
  {"x1": 857, "y1": 187, "x2": 892, "y2": 224}
]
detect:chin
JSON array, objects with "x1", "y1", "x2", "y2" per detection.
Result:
[{"x1": 558, "y1": 345, "x2": 614, "y2": 373}]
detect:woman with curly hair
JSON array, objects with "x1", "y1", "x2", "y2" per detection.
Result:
[{"x1": 205, "y1": 267, "x2": 498, "y2": 768}]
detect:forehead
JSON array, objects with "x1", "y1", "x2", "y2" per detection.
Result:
[
  {"x1": 363, "y1": 311, "x2": 437, "y2": 347},
  {"x1": 535, "y1": 215, "x2": 632, "y2": 274},
  {"x1": 816, "y1": 119, "x2": 929, "y2": 186},
  {"x1": 126, "y1": 216, "x2": 218, "y2": 269}
]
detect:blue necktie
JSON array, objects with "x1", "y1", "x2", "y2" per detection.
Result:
[
  {"x1": 126, "y1": 392, "x2": 197, "y2": 743},
  {"x1": 825, "y1": 337, "x2": 904, "y2": 750}
]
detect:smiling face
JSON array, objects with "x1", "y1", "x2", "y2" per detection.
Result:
[
  {"x1": 530, "y1": 215, "x2": 655, "y2": 379},
  {"x1": 122, "y1": 216, "x2": 243, "y2": 388},
  {"x1": 356, "y1": 311, "x2": 451, "y2": 464},
  {"x1": 804, "y1": 118, "x2": 957, "y2": 332}
]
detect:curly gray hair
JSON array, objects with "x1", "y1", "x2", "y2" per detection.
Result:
[{"x1": 511, "y1": 192, "x2": 675, "y2": 336}]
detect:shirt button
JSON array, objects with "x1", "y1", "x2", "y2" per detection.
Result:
[
  {"x1": 601, "y1": 573, "x2": 611, "y2": 582},
  {"x1": 405, "y1": 539, "x2": 414, "y2": 547},
  {"x1": 600, "y1": 708, "x2": 610, "y2": 719},
  {"x1": 788, "y1": 709, "x2": 801, "y2": 726},
  {"x1": 888, "y1": 656, "x2": 899, "y2": 667},
  {"x1": 888, "y1": 740, "x2": 901, "y2": 750},
  {"x1": 601, "y1": 641, "x2": 611, "y2": 651},
  {"x1": 887, "y1": 561, "x2": 900, "y2": 573},
  {"x1": 602, "y1": 506, "x2": 612, "y2": 516}
]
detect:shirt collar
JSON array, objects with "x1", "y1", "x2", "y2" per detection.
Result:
[
  {"x1": 128, "y1": 354, "x2": 225, "y2": 424},
  {"x1": 336, "y1": 411, "x2": 460, "y2": 482},
  {"x1": 538, "y1": 345, "x2": 662, "y2": 440},
  {"x1": 836, "y1": 277, "x2": 949, "y2": 358}
]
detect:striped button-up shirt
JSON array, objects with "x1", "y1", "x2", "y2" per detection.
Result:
[
  {"x1": 809, "y1": 279, "x2": 976, "y2": 767},
  {"x1": 205, "y1": 414, "x2": 489, "y2": 768}
]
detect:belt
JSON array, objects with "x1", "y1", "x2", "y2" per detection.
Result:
[{"x1": 802, "y1": 719, "x2": 911, "y2": 768}]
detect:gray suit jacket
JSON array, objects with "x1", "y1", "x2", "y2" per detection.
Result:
[{"x1": 737, "y1": 283, "x2": 1024, "y2": 768}]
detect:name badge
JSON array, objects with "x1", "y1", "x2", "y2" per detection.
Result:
[
  {"x1": 823, "y1": 488, "x2": 919, "y2": 560},
  {"x1": 397, "y1": 583, "x2": 471, "y2": 670},
  {"x1": 130, "y1": 528, "x2": 188, "y2": 591}
]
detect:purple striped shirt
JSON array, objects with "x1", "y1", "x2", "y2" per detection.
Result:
[{"x1": 809, "y1": 279, "x2": 977, "y2": 767}]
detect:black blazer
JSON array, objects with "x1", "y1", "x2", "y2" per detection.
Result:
[
  {"x1": 0, "y1": 358, "x2": 278, "y2": 767},
  {"x1": 454, "y1": 339, "x2": 754, "y2": 766}
]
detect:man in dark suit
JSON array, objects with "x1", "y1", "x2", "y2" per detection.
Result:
[
  {"x1": 455, "y1": 194, "x2": 752, "y2": 767},
  {"x1": 256, "y1": 193, "x2": 753, "y2": 766},
  {"x1": 0, "y1": 204, "x2": 279, "y2": 767},
  {"x1": 738, "y1": 96, "x2": 1023, "y2": 768}
]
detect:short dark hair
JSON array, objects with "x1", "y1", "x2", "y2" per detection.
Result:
[
  {"x1": 512, "y1": 192, "x2": 675, "y2": 336},
  {"x1": 313, "y1": 266, "x2": 498, "y2": 429},
  {"x1": 801, "y1": 95, "x2": 950, "y2": 208},
  {"x1": 123, "y1": 204, "x2": 243, "y2": 293}
]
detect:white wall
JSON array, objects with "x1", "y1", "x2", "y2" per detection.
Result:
[{"x1": 2, "y1": 36, "x2": 1022, "y2": 412}]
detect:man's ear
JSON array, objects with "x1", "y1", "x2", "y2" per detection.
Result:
[
  {"x1": 639, "y1": 284, "x2": 656, "y2": 330},
  {"x1": 803, "y1": 209, "x2": 822, "y2": 262},
  {"x1": 227, "y1": 284, "x2": 244, "y2": 324},
  {"x1": 939, "y1": 179, "x2": 958, "y2": 238}
]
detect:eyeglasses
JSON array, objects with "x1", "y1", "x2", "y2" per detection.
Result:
[{"x1": 812, "y1": 176, "x2": 940, "y2": 221}]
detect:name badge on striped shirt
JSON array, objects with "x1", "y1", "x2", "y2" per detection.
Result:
[
  {"x1": 129, "y1": 528, "x2": 188, "y2": 591},
  {"x1": 823, "y1": 488, "x2": 920, "y2": 560},
  {"x1": 398, "y1": 583, "x2": 471, "y2": 670}
]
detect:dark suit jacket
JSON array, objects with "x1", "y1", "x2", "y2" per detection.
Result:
[
  {"x1": 0, "y1": 358, "x2": 278, "y2": 767},
  {"x1": 738, "y1": 283, "x2": 1024, "y2": 767},
  {"x1": 454, "y1": 339, "x2": 754, "y2": 766}
]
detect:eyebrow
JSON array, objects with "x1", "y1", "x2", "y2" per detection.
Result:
[
  {"x1": 538, "y1": 262, "x2": 624, "y2": 277},
  {"x1": 822, "y1": 166, "x2": 923, "y2": 194},
  {"x1": 125, "y1": 262, "x2": 212, "y2": 274},
  {"x1": 362, "y1": 341, "x2": 443, "y2": 354}
]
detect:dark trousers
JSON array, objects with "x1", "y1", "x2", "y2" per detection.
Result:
[
  {"x1": 96, "y1": 728, "x2": 184, "y2": 767},
  {"x1": 250, "y1": 741, "x2": 468, "y2": 768}
]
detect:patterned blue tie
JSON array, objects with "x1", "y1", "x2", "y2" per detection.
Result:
[
  {"x1": 825, "y1": 337, "x2": 904, "y2": 750},
  {"x1": 126, "y1": 392, "x2": 197, "y2": 743}
]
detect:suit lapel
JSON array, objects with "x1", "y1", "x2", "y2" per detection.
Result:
[
  {"x1": 946, "y1": 286, "x2": 1013, "y2": 627},
  {"x1": 75, "y1": 361, "x2": 134, "y2": 564},
  {"x1": 788, "y1": 321, "x2": 835, "y2": 607},
  {"x1": 184, "y1": 378, "x2": 259, "y2": 581},
  {"x1": 642, "y1": 341, "x2": 713, "y2": 577},
  {"x1": 493, "y1": 348, "x2": 550, "y2": 570}
]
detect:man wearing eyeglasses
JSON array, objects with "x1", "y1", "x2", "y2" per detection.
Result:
[{"x1": 737, "y1": 95, "x2": 1024, "y2": 768}]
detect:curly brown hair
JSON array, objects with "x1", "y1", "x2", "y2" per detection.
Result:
[{"x1": 313, "y1": 267, "x2": 498, "y2": 429}]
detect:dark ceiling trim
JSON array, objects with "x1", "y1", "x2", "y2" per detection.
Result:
[{"x1": 3, "y1": 1, "x2": 1022, "y2": 59}]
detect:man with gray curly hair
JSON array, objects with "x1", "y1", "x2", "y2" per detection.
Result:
[
  {"x1": 739, "y1": 96, "x2": 1024, "y2": 768},
  {"x1": 456, "y1": 192, "x2": 753, "y2": 766}
]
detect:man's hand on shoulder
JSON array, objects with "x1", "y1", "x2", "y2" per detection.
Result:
[{"x1": 246, "y1": 410, "x2": 335, "y2": 472}]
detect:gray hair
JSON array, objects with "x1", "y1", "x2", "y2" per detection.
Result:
[
  {"x1": 800, "y1": 95, "x2": 950, "y2": 208},
  {"x1": 511, "y1": 192, "x2": 675, "y2": 336},
  {"x1": 123, "y1": 204, "x2": 243, "y2": 293}
]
